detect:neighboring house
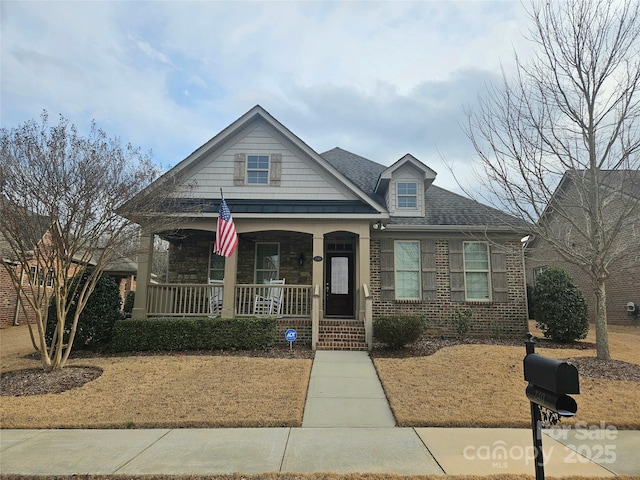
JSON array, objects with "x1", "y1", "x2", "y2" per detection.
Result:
[
  {"x1": 0, "y1": 214, "x2": 137, "y2": 328},
  {"x1": 125, "y1": 105, "x2": 529, "y2": 349},
  {"x1": 0, "y1": 208, "x2": 53, "y2": 328},
  {"x1": 526, "y1": 170, "x2": 640, "y2": 326}
]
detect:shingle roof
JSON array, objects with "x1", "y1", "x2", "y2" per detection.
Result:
[
  {"x1": 321, "y1": 147, "x2": 386, "y2": 204},
  {"x1": 322, "y1": 148, "x2": 526, "y2": 229}
]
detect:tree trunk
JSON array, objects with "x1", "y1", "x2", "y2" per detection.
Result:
[{"x1": 594, "y1": 279, "x2": 611, "y2": 360}]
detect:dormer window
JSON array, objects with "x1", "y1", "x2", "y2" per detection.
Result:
[
  {"x1": 247, "y1": 155, "x2": 269, "y2": 184},
  {"x1": 397, "y1": 182, "x2": 417, "y2": 208}
]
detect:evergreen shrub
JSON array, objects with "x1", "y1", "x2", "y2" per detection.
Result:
[
  {"x1": 531, "y1": 268, "x2": 588, "y2": 343},
  {"x1": 373, "y1": 315, "x2": 426, "y2": 349},
  {"x1": 111, "y1": 317, "x2": 276, "y2": 352},
  {"x1": 46, "y1": 268, "x2": 123, "y2": 351}
]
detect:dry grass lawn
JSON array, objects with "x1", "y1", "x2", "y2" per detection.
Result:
[
  {"x1": 0, "y1": 326, "x2": 312, "y2": 429},
  {"x1": 374, "y1": 323, "x2": 640, "y2": 429},
  {"x1": 2, "y1": 322, "x2": 639, "y2": 432}
]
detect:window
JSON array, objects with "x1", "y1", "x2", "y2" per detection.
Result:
[
  {"x1": 463, "y1": 242, "x2": 491, "y2": 301},
  {"x1": 395, "y1": 240, "x2": 420, "y2": 299},
  {"x1": 208, "y1": 243, "x2": 225, "y2": 282},
  {"x1": 255, "y1": 243, "x2": 279, "y2": 283},
  {"x1": 247, "y1": 155, "x2": 269, "y2": 184},
  {"x1": 397, "y1": 182, "x2": 417, "y2": 208},
  {"x1": 28, "y1": 266, "x2": 53, "y2": 287},
  {"x1": 533, "y1": 266, "x2": 546, "y2": 285}
]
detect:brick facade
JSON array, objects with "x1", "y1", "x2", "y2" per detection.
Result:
[
  {"x1": 0, "y1": 265, "x2": 37, "y2": 328},
  {"x1": 371, "y1": 238, "x2": 528, "y2": 337},
  {"x1": 166, "y1": 234, "x2": 528, "y2": 339}
]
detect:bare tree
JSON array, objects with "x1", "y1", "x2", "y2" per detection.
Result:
[
  {"x1": 0, "y1": 111, "x2": 175, "y2": 370},
  {"x1": 464, "y1": 0, "x2": 640, "y2": 359}
]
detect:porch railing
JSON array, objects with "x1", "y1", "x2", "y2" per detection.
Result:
[
  {"x1": 146, "y1": 283, "x2": 311, "y2": 317},
  {"x1": 147, "y1": 284, "x2": 224, "y2": 317},
  {"x1": 235, "y1": 284, "x2": 312, "y2": 317}
]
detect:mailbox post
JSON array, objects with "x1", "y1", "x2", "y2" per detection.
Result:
[{"x1": 524, "y1": 333, "x2": 579, "y2": 480}]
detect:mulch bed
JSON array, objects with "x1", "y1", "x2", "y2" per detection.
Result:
[{"x1": 1, "y1": 366, "x2": 103, "y2": 397}]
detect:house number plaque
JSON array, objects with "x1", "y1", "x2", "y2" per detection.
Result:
[{"x1": 313, "y1": 256, "x2": 323, "y2": 262}]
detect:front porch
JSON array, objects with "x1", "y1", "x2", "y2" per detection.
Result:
[
  {"x1": 131, "y1": 223, "x2": 375, "y2": 350},
  {"x1": 142, "y1": 282, "x2": 371, "y2": 350}
]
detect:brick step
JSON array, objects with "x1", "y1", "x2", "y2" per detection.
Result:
[
  {"x1": 315, "y1": 341, "x2": 368, "y2": 351},
  {"x1": 317, "y1": 320, "x2": 367, "y2": 351},
  {"x1": 318, "y1": 331, "x2": 365, "y2": 337}
]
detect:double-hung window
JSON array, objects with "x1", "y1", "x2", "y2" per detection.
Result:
[
  {"x1": 394, "y1": 240, "x2": 420, "y2": 300},
  {"x1": 255, "y1": 242, "x2": 279, "y2": 283},
  {"x1": 463, "y1": 242, "x2": 491, "y2": 301},
  {"x1": 397, "y1": 182, "x2": 417, "y2": 209},
  {"x1": 208, "y1": 243, "x2": 225, "y2": 282},
  {"x1": 247, "y1": 155, "x2": 269, "y2": 185}
]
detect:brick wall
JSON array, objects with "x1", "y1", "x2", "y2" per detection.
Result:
[
  {"x1": 0, "y1": 265, "x2": 37, "y2": 328},
  {"x1": 0, "y1": 267, "x2": 18, "y2": 328},
  {"x1": 169, "y1": 232, "x2": 313, "y2": 285},
  {"x1": 371, "y1": 239, "x2": 528, "y2": 337},
  {"x1": 275, "y1": 318, "x2": 312, "y2": 346}
]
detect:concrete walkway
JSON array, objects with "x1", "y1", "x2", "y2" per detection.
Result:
[
  {"x1": 302, "y1": 350, "x2": 395, "y2": 427},
  {"x1": 1, "y1": 350, "x2": 639, "y2": 477}
]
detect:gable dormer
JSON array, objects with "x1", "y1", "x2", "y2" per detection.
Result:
[{"x1": 375, "y1": 154, "x2": 437, "y2": 217}]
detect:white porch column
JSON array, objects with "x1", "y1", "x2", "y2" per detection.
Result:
[
  {"x1": 132, "y1": 232, "x2": 154, "y2": 319},
  {"x1": 358, "y1": 226, "x2": 372, "y2": 349},
  {"x1": 311, "y1": 230, "x2": 324, "y2": 349},
  {"x1": 221, "y1": 249, "x2": 238, "y2": 318}
]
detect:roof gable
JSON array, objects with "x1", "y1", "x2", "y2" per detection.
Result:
[
  {"x1": 375, "y1": 154, "x2": 437, "y2": 194},
  {"x1": 138, "y1": 106, "x2": 386, "y2": 215}
]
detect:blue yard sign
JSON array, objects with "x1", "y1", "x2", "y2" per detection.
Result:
[{"x1": 285, "y1": 328, "x2": 297, "y2": 350}]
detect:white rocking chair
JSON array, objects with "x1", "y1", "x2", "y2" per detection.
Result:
[
  {"x1": 208, "y1": 279, "x2": 224, "y2": 318},
  {"x1": 253, "y1": 279, "x2": 285, "y2": 316}
]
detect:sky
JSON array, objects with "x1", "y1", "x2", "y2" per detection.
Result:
[{"x1": 1, "y1": 0, "x2": 533, "y2": 194}]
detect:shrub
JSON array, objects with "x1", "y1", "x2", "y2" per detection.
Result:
[
  {"x1": 110, "y1": 317, "x2": 276, "y2": 352},
  {"x1": 453, "y1": 308, "x2": 472, "y2": 338},
  {"x1": 531, "y1": 268, "x2": 588, "y2": 343},
  {"x1": 46, "y1": 269, "x2": 123, "y2": 351},
  {"x1": 373, "y1": 316, "x2": 426, "y2": 349}
]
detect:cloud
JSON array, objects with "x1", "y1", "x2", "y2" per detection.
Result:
[{"x1": 1, "y1": 0, "x2": 532, "y2": 193}]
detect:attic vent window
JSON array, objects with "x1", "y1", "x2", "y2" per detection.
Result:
[
  {"x1": 247, "y1": 155, "x2": 269, "y2": 184},
  {"x1": 397, "y1": 182, "x2": 417, "y2": 208}
]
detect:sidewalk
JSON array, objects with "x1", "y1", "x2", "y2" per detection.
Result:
[{"x1": 1, "y1": 351, "x2": 638, "y2": 477}]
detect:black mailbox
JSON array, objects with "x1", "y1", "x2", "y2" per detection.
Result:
[{"x1": 523, "y1": 353, "x2": 579, "y2": 394}]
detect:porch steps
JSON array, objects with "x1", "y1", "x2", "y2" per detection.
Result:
[{"x1": 316, "y1": 319, "x2": 368, "y2": 351}]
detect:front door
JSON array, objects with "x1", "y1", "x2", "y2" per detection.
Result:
[{"x1": 325, "y1": 251, "x2": 354, "y2": 317}]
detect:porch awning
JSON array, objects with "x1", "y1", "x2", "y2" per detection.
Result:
[{"x1": 159, "y1": 199, "x2": 380, "y2": 215}]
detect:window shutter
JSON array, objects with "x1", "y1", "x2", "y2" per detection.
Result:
[
  {"x1": 270, "y1": 154, "x2": 282, "y2": 186},
  {"x1": 380, "y1": 238, "x2": 395, "y2": 302},
  {"x1": 449, "y1": 239, "x2": 465, "y2": 302},
  {"x1": 421, "y1": 239, "x2": 436, "y2": 302},
  {"x1": 234, "y1": 153, "x2": 246, "y2": 185},
  {"x1": 491, "y1": 244, "x2": 509, "y2": 302}
]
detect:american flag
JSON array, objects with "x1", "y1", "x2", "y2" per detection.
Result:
[{"x1": 214, "y1": 197, "x2": 238, "y2": 257}]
